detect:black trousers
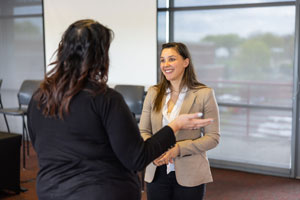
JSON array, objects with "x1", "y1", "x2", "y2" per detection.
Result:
[{"x1": 146, "y1": 165, "x2": 206, "y2": 200}]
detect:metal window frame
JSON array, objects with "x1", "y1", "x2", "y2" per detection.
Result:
[
  {"x1": 292, "y1": 0, "x2": 300, "y2": 179},
  {"x1": 157, "y1": 0, "x2": 300, "y2": 178},
  {"x1": 158, "y1": 1, "x2": 295, "y2": 11},
  {"x1": 42, "y1": 0, "x2": 46, "y2": 74}
]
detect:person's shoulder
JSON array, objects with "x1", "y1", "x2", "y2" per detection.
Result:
[
  {"x1": 90, "y1": 87, "x2": 125, "y2": 112},
  {"x1": 28, "y1": 90, "x2": 41, "y2": 110},
  {"x1": 147, "y1": 85, "x2": 158, "y2": 94},
  {"x1": 144, "y1": 85, "x2": 160, "y2": 100},
  {"x1": 191, "y1": 85, "x2": 214, "y2": 96},
  {"x1": 94, "y1": 87, "x2": 123, "y2": 101}
]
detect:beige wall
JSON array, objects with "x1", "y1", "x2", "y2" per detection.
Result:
[{"x1": 44, "y1": 0, "x2": 157, "y2": 87}]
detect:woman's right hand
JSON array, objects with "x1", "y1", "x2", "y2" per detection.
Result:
[{"x1": 168, "y1": 113, "x2": 213, "y2": 133}]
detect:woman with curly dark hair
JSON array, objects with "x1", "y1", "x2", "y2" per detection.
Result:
[{"x1": 27, "y1": 19, "x2": 213, "y2": 200}]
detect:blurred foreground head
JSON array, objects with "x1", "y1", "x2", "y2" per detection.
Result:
[{"x1": 37, "y1": 19, "x2": 114, "y2": 119}]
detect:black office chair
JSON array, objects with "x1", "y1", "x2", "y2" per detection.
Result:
[
  {"x1": 114, "y1": 84, "x2": 145, "y2": 123},
  {"x1": 0, "y1": 79, "x2": 10, "y2": 133},
  {"x1": 0, "y1": 80, "x2": 41, "y2": 168}
]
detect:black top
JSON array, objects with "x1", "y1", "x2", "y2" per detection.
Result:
[{"x1": 27, "y1": 87, "x2": 175, "y2": 200}]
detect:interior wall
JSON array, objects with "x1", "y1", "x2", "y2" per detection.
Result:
[{"x1": 44, "y1": 0, "x2": 157, "y2": 87}]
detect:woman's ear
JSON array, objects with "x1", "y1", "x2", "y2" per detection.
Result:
[{"x1": 184, "y1": 58, "x2": 189, "y2": 68}]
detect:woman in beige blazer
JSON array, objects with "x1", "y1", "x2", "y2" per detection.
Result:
[{"x1": 139, "y1": 42, "x2": 220, "y2": 200}]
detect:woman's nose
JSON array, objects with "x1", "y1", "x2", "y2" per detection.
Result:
[{"x1": 162, "y1": 61, "x2": 169, "y2": 67}]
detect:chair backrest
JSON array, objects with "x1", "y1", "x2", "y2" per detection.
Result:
[
  {"x1": 18, "y1": 80, "x2": 42, "y2": 106},
  {"x1": 114, "y1": 85, "x2": 145, "y2": 115}
]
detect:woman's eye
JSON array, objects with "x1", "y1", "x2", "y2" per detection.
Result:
[
  {"x1": 169, "y1": 58, "x2": 175, "y2": 62},
  {"x1": 160, "y1": 59, "x2": 165, "y2": 63}
]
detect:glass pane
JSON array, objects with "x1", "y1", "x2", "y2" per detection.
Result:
[
  {"x1": 158, "y1": 0, "x2": 167, "y2": 8},
  {"x1": 173, "y1": 6, "x2": 295, "y2": 168},
  {"x1": 157, "y1": 11, "x2": 167, "y2": 80},
  {"x1": 0, "y1": 0, "x2": 42, "y2": 16},
  {"x1": 210, "y1": 107, "x2": 291, "y2": 168},
  {"x1": 14, "y1": 5, "x2": 42, "y2": 15},
  {"x1": 158, "y1": 11, "x2": 167, "y2": 45},
  {"x1": 174, "y1": 0, "x2": 295, "y2": 7},
  {"x1": 0, "y1": 0, "x2": 44, "y2": 134}
]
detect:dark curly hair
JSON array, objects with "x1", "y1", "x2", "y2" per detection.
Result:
[{"x1": 35, "y1": 19, "x2": 113, "y2": 119}]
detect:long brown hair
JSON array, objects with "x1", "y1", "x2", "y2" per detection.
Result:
[
  {"x1": 153, "y1": 42, "x2": 206, "y2": 112},
  {"x1": 35, "y1": 19, "x2": 113, "y2": 119}
]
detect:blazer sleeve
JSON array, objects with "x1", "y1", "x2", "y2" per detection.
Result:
[
  {"x1": 97, "y1": 89, "x2": 176, "y2": 171},
  {"x1": 139, "y1": 87, "x2": 155, "y2": 141},
  {"x1": 177, "y1": 88, "x2": 220, "y2": 157}
]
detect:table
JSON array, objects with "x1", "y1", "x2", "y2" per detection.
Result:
[{"x1": 0, "y1": 132, "x2": 22, "y2": 193}]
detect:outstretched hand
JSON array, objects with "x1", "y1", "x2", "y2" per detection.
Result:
[
  {"x1": 155, "y1": 113, "x2": 214, "y2": 166},
  {"x1": 154, "y1": 144, "x2": 180, "y2": 166},
  {"x1": 168, "y1": 112, "x2": 214, "y2": 133}
]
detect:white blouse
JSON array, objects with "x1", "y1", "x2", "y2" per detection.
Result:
[{"x1": 162, "y1": 87, "x2": 187, "y2": 174}]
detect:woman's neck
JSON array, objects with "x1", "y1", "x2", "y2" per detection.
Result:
[{"x1": 170, "y1": 80, "x2": 182, "y2": 93}]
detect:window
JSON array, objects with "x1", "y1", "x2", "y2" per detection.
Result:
[
  {"x1": 0, "y1": 0, "x2": 44, "y2": 133},
  {"x1": 158, "y1": 0, "x2": 297, "y2": 175}
]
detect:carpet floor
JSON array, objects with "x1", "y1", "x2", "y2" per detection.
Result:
[{"x1": 1, "y1": 144, "x2": 300, "y2": 200}]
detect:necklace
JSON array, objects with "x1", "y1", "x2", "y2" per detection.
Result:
[{"x1": 171, "y1": 89, "x2": 180, "y2": 93}]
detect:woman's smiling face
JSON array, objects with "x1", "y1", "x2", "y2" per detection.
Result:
[{"x1": 160, "y1": 48, "x2": 189, "y2": 83}]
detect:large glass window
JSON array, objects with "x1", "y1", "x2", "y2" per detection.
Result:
[
  {"x1": 158, "y1": 2, "x2": 295, "y2": 172},
  {"x1": 0, "y1": 0, "x2": 44, "y2": 133}
]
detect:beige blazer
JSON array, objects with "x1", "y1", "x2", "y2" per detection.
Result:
[{"x1": 139, "y1": 86, "x2": 220, "y2": 187}]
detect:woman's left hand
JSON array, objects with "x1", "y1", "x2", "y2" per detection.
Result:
[{"x1": 156, "y1": 144, "x2": 180, "y2": 166}]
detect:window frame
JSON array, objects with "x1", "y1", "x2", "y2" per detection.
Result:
[{"x1": 157, "y1": 0, "x2": 300, "y2": 178}]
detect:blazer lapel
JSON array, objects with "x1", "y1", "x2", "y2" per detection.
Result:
[{"x1": 179, "y1": 89, "x2": 196, "y2": 115}]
